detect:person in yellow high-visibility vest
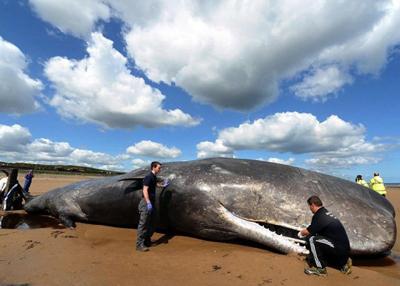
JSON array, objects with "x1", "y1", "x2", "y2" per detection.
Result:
[
  {"x1": 355, "y1": 175, "x2": 368, "y2": 188},
  {"x1": 369, "y1": 172, "x2": 386, "y2": 197}
]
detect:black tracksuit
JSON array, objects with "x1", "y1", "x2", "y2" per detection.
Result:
[{"x1": 306, "y1": 207, "x2": 350, "y2": 269}]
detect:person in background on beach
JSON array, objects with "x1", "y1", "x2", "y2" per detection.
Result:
[
  {"x1": 369, "y1": 172, "x2": 386, "y2": 197},
  {"x1": 298, "y1": 195, "x2": 352, "y2": 276},
  {"x1": 136, "y1": 161, "x2": 169, "y2": 252},
  {"x1": 0, "y1": 175, "x2": 8, "y2": 202},
  {"x1": 23, "y1": 170, "x2": 34, "y2": 193},
  {"x1": 355, "y1": 175, "x2": 369, "y2": 188},
  {"x1": 2, "y1": 169, "x2": 32, "y2": 210},
  {"x1": 0, "y1": 176, "x2": 7, "y2": 193}
]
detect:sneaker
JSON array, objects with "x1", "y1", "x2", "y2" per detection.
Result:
[
  {"x1": 304, "y1": 267, "x2": 327, "y2": 276},
  {"x1": 136, "y1": 245, "x2": 149, "y2": 252},
  {"x1": 340, "y1": 258, "x2": 352, "y2": 275}
]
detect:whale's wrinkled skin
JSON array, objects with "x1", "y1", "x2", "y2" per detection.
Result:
[{"x1": 24, "y1": 158, "x2": 396, "y2": 255}]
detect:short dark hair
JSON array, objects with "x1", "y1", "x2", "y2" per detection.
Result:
[
  {"x1": 150, "y1": 161, "x2": 161, "y2": 170},
  {"x1": 307, "y1": 195, "x2": 323, "y2": 207}
]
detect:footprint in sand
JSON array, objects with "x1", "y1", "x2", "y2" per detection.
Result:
[
  {"x1": 24, "y1": 240, "x2": 41, "y2": 250},
  {"x1": 50, "y1": 230, "x2": 64, "y2": 238},
  {"x1": 212, "y1": 265, "x2": 222, "y2": 271},
  {"x1": 50, "y1": 230, "x2": 77, "y2": 239},
  {"x1": 62, "y1": 235, "x2": 78, "y2": 239}
]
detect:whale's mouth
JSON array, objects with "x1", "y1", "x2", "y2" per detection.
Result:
[
  {"x1": 219, "y1": 204, "x2": 308, "y2": 254},
  {"x1": 255, "y1": 221, "x2": 306, "y2": 245}
]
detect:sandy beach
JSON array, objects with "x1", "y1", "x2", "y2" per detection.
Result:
[{"x1": 0, "y1": 174, "x2": 399, "y2": 286}]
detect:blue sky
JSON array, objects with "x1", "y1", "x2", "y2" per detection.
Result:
[{"x1": 0, "y1": 0, "x2": 399, "y2": 182}]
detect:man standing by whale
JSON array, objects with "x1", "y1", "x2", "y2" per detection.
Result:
[
  {"x1": 136, "y1": 161, "x2": 163, "y2": 252},
  {"x1": 298, "y1": 195, "x2": 352, "y2": 276}
]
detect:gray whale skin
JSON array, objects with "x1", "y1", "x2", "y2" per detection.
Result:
[{"x1": 24, "y1": 158, "x2": 396, "y2": 255}]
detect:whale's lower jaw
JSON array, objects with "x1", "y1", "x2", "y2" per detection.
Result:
[{"x1": 218, "y1": 205, "x2": 309, "y2": 255}]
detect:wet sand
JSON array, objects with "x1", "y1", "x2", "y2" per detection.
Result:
[{"x1": 0, "y1": 174, "x2": 399, "y2": 286}]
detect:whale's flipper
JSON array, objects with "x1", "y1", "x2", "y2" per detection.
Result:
[
  {"x1": 55, "y1": 199, "x2": 88, "y2": 228},
  {"x1": 59, "y1": 214, "x2": 76, "y2": 228}
]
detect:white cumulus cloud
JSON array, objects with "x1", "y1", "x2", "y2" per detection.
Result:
[
  {"x1": 0, "y1": 124, "x2": 32, "y2": 152},
  {"x1": 44, "y1": 32, "x2": 200, "y2": 129},
  {"x1": 218, "y1": 112, "x2": 368, "y2": 153},
  {"x1": 69, "y1": 148, "x2": 120, "y2": 167},
  {"x1": 126, "y1": 140, "x2": 181, "y2": 159},
  {"x1": 122, "y1": 0, "x2": 400, "y2": 110},
  {"x1": 196, "y1": 139, "x2": 234, "y2": 159},
  {"x1": 29, "y1": 138, "x2": 73, "y2": 160},
  {"x1": 305, "y1": 156, "x2": 381, "y2": 169},
  {"x1": 29, "y1": 0, "x2": 111, "y2": 38},
  {"x1": 197, "y1": 112, "x2": 385, "y2": 168},
  {"x1": 0, "y1": 123, "x2": 124, "y2": 170},
  {"x1": 291, "y1": 66, "x2": 353, "y2": 101},
  {"x1": 131, "y1": 158, "x2": 151, "y2": 170},
  {"x1": 0, "y1": 37, "x2": 42, "y2": 114},
  {"x1": 267, "y1": 157, "x2": 295, "y2": 166},
  {"x1": 28, "y1": 1, "x2": 400, "y2": 110}
]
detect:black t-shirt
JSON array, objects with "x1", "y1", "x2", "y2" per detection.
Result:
[
  {"x1": 143, "y1": 172, "x2": 157, "y2": 201},
  {"x1": 307, "y1": 207, "x2": 350, "y2": 251}
]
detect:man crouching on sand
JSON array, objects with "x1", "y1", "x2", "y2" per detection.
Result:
[{"x1": 298, "y1": 195, "x2": 352, "y2": 276}]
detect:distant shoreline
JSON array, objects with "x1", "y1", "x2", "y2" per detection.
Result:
[
  {"x1": 0, "y1": 161, "x2": 123, "y2": 176},
  {"x1": 387, "y1": 183, "x2": 400, "y2": 187}
]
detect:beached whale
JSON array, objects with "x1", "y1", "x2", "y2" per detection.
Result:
[{"x1": 24, "y1": 158, "x2": 396, "y2": 255}]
